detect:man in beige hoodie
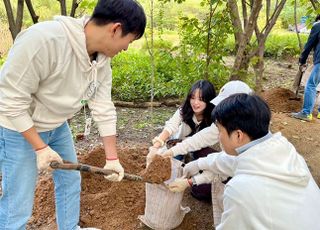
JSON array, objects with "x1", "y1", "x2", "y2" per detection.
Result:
[{"x1": 0, "y1": 0, "x2": 146, "y2": 229}]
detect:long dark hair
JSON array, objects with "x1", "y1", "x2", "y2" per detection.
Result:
[{"x1": 180, "y1": 80, "x2": 216, "y2": 136}]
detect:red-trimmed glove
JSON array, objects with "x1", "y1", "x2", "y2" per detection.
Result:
[{"x1": 35, "y1": 146, "x2": 63, "y2": 171}]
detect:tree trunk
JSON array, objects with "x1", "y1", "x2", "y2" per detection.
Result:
[
  {"x1": 58, "y1": 0, "x2": 67, "y2": 15},
  {"x1": 70, "y1": 0, "x2": 79, "y2": 17},
  {"x1": 228, "y1": 0, "x2": 262, "y2": 80},
  {"x1": 3, "y1": 0, "x2": 24, "y2": 40},
  {"x1": 253, "y1": 42, "x2": 265, "y2": 93},
  {"x1": 252, "y1": 0, "x2": 287, "y2": 90},
  {"x1": 25, "y1": 0, "x2": 39, "y2": 24}
]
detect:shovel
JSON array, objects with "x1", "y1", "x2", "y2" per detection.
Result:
[
  {"x1": 290, "y1": 66, "x2": 306, "y2": 101},
  {"x1": 50, "y1": 161, "x2": 145, "y2": 182}
]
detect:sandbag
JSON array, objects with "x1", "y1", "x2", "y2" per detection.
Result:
[
  {"x1": 138, "y1": 159, "x2": 190, "y2": 230},
  {"x1": 211, "y1": 176, "x2": 226, "y2": 227}
]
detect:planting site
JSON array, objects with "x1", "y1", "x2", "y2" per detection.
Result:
[{"x1": 25, "y1": 84, "x2": 320, "y2": 229}]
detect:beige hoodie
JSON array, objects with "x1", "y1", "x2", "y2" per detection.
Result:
[{"x1": 0, "y1": 16, "x2": 116, "y2": 136}]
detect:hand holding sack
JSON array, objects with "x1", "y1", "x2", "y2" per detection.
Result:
[
  {"x1": 35, "y1": 145, "x2": 63, "y2": 171},
  {"x1": 183, "y1": 160, "x2": 201, "y2": 178},
  {"x1": 168, "y1": 177, "x2": 191, "y2": 193},
  {"x1": 103, "y1": 159, "x2": 124, "y2": 181}
]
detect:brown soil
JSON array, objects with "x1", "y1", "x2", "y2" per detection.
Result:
[
  {"x1": 260, "y1": 87, "x2": 302, "y2": 113},
  {"x1": 139, "y1": 155, "x2": 171, "y2": 184},
  {"x1": 25, "y1": 59, "x2": 320, "y2": 230}
]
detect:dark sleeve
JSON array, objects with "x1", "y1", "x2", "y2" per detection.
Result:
[{"x1": 299, "y1": 23, "x2": 320, "y2": 64}]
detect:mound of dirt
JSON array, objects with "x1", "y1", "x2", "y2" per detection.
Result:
[{"x1": 260, "y1": 87, "x2": 302, "y2": 113}]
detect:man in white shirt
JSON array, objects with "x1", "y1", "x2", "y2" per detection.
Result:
[{"x1": 170, "y1": 94, "x2": 320, "y2": 229}]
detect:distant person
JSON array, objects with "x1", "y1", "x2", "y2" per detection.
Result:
[
  {"x1": 291, "y1": 15, "x2": 320, "y2": 121},
  {"x1": 0, "y1": 0, "x2": 146, "y2": 229},
  {"x1": 170, "y1": 94, "x2": 320, "y2": 229}
]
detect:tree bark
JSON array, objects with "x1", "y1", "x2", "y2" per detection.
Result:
[
  {"x1": 252, "y1": 0, "x2": 287, "y2": 90},
  {"x1": 228, "y1": 0, "x2": 262, "y2": 80},
  {"x1": 57, "y1": 0, "x2": 67, "y2": 15},
  {"x1": 25, "y1": 0, "x2": 39, "y2": 24},
  {"x1": 3, "y1": 0, "x2": 24, "y2": 40},
  {"x1": 309, "y1": 0, "x2": 319, "y2": 10},
  {"x1": 70, "y1": 0, "x2": 80, "y2": 17}
]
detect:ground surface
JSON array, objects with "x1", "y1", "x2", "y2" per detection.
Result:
[{"x1": 24, "y1": 58, "x2": 320, "y2": 229}]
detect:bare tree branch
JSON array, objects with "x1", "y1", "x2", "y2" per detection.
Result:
[
  {"x1": 230, "y1": 0, "x2": 262, "y2": 79},
  {"x1": 3, "y1": 0, "x2": 16, "y2": 38},
  {"x1": 16, "y1": 0, "x2": 24, "y2": 31},
  {"x1": 264, "y1": 0, "x2": 286, "y2": 36},
  {"x1": 241, "y1": 0, "x2": 248, "y2": 29},
  {"x1": 57, "y1": 0, "x2": 67, "y2": 15},
  {"x1": 266, "y1": 0, "x2": 270, "y2": 23},
  {"x1": 227, "y1": 0, "x2": 244, "y2": 47},
  {"x1": 25, "y1": 0, "x2": 39, "y2": 24},
  {"x1": 310, "y1": 0, "x2": 319, "y2": 10},
  {"x1": 3, "y1": 0, "x2": 25, "y2": 40},
  {"x1": 70, "y1": 0, "x2": 80, "y2": 17}
]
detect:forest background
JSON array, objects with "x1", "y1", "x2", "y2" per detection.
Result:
[{"x1": 0, "y1": 0, "x2": 319, "y2": 102}]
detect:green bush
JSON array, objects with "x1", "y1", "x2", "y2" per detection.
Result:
[
  {"x1": 112, "y1": 50, "x2": 152, "y2": 102},
  {"x1": 264, "y1": 33, "x2": 308, "y2": 58},
  {"x1": 111, "y1": 48, "x2": 230, "y2": 102},
  {"x1": 222, "y1": 32, "x2": 308, "y2": 59}
]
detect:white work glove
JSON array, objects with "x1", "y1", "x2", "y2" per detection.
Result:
[
  {"x1": 193, "y1": 171, "x2": 214, "y2": 185},
  {"x1": 35, "y1": 146, "x2": 63, "y2": 171},
  {"x1": 146, "y1": 147, "x2": 158, "y2": 166},
  {"x1": 183, "y1": 160, "x2": 201, "y2": 178},
  {"x1": 103, "y1": 159, "x2": 124, "y2": 181},
  {"x1": 162, "y1": 149, "x2": 174, "y2": 158},
  {"x1": 146, "y1": 147, "x2": 166, "y2": 166},
  {"x1": 168, "y1": 177, "x2": 191, "y2": 193}
]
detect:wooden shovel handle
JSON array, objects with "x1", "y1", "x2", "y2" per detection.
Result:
[{"x1": 50, "y1": 161, "x2": 143, "y2": 182}]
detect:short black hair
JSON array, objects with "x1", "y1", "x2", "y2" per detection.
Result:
[
  {"x1": 315, "y1": 15, "x2": 320, "y2": 22},
  {"x1": 181, "y1": 80, "x2": 216, "y2": 135},
  {"x1": 212, "y1": 94, "x2": 271, "y2": 140},
  {"x1": 92, "y1": 0, "x2": 146, "y2": 39}
]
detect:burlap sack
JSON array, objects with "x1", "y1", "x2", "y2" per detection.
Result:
[
  {"x1": 138, "y1": 159, "x2": 190, "y2": 230},
  {"x1": 211, "y1": 176, "x2": 226, "y2": 227}
]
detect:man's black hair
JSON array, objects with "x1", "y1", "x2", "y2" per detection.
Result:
[
  {"x1": 315, "y1": 15, "x2": 320, "y2": 22},
  {"x1": 212, "y1": 94, "x2": 271, "y2": 140},
  {"x1": 92, "y1": 0, "x2": 146, "y2": 39}
]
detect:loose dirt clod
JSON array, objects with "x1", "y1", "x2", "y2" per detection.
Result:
[{"x1": 139, "y1": 154, "x2": 171, "y2": 184}]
